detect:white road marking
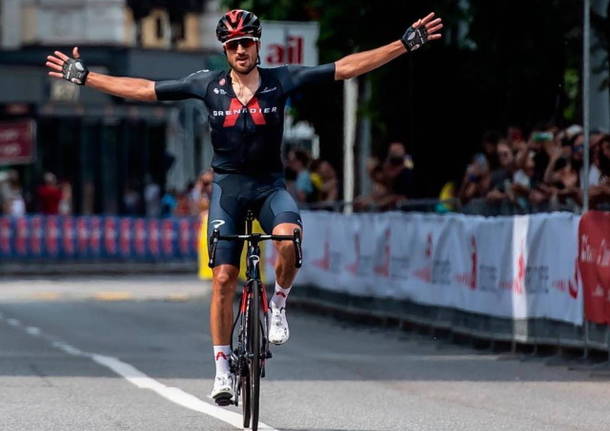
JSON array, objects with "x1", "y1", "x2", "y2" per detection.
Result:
[
  {"x1": 6, "y1": 318, "x2": 20, "y2": 327},
  {"x1": 1, "y1": 314, "x2": 277, "y2": 431},
  {"x1": 26, "y1": 326, "x2": 41, "y2": 336}
]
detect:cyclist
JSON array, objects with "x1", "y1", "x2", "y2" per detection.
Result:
[{"x1": 45, "y1": 9, "x2": 442, "y2": 405}]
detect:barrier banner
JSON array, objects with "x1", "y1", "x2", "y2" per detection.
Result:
[
  {"x1": 0, "y1": 215, "x2": 198, "y2": 262},
  {"x1": 76, "y1": 217, "x2": 89, "y2": 257},
  {"x1": 579, "y1": 211, "x2": 610, "y2": 324},
  {"x1": 0, "y1": 216, "x2": 13, "y2": 258},
  {"x1": 148, "y1": 219, "x2": 161, "y2": 259},
  {"x1": 119, "y1": 218, "x2": 132, "y2": 258},
  {"x1": 103, "y1": 217, "x2": 118, "y2": 258},
  {"x1": 30, "y1": 215, "x2": 44, "y2": 258},
  {"x1": 178, "y1": 218, "x2": 191, "y2": 257},
  {"x1": 266, "y1": 211, "x2": 582, "y2": 325},
  {"x1": 89, "y1": 217, "x2": 103, "y2": 258},
  {"x1": 62, "y1": 216, "x2": 76, "y2": 258},
  {"x1": 133, "y1": 218, "x2": 148, "y2": 258},
  {"x1": 15, "y1": 216, "x2": 29, "y2": 257},
  {"x1": 45, "y1": 216, "x2": 61, "y2": 258},
  {"x1": 161, "y1": 219, "x2": 176, "y2": 258}
]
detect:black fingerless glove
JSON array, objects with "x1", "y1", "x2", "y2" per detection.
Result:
[
  {"x1": 401, "y1": 26, "x2": 429, "y2": 52},
  {"x1": 62, "y1": 58, "x2": 89, "y2": 85}
]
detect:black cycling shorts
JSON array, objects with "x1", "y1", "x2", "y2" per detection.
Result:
[{"x1": 207, "y1": 173, "x2": 302, "y2": 268}]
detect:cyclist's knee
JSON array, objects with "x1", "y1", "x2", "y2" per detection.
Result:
[
  {"x1": 275, "y1": 239, "x2": 295, "y2": 257},
  {"x1": 213, "y1": 265, "x2": 239, "y2": 291},
  {"x1": 273, "y1": 223, "x2": 301, "y2": 256},
  {"x1": 272, "y1": 222, "x2": 301, "y2": 237}
]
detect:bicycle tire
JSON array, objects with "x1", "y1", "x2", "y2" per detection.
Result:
[
  {"x1": 241, "y1": 369, "x2": 251, "y2": 427},
  {"x1": 241, "y1": 294, "x2": 251, "y2": 428},
  {"x1": 249, "y1": 280, "x2": 261, "y2": 431}
]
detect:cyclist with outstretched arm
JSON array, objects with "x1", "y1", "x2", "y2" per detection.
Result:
[{"x1": 45, "y1": 9, "x2": 442, "y2": 405}]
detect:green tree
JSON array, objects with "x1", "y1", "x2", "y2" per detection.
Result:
[{"x1": 223, "y1": 0, "x2": 586, "y2": 196}]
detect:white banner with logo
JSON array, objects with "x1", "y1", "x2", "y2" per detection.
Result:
[
  {"x1": 265, "y1": 212, "x2": 583, "y2": 325},
  {"x1": 259, "y1": 21, "x2": 319, "y2": 67}
]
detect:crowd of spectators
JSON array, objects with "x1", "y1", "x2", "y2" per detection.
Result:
[
  {"x1": 284, "y1": 149, "x2": 339, "y2": 207},
  {"x1": 354, "y1": 141, "x2": 415, "y2": 211},
  {"x1": 10, "y1": 126, "x2": 610, "y2": 219},
  {"x1": 0, "y1": 170, "x2": 71, "y2": 217},
  {"x1": 458, "y1": 125, "x2": 610, "y2": 214}
]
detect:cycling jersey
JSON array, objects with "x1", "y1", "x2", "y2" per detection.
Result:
[{"x1": 155, "y1": 64, "x2": 336, "y2": 176}]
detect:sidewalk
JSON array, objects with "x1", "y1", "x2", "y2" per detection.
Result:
[{"x1": 0, "y1": 261, "x2": 197, "y2": 277}]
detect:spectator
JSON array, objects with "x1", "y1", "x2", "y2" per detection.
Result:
[
  {"x1": 458, "y1": 153, "x2": 491, "y2": 204},
  {"x1": 486, "y1": 141, "x2": 516, "y2": 203},
  {"x1": 36, "y1": 172, "x2": 62, "y2": 215},
  {"x1": 174, "y1": 190, "x2": 191, "y2": 216},
  {"x1": 144, "y1": 177, "x2": 161, "y2": 217},
  {"x1": 123, "y1": 183, "x2": 141, "y2": 216},
  {"x1": 190, "y1": 170, "x2": 214, "y2": 215},
  {"x1": 3, "y1": 171, "x2": 26, "y2": 217},
  {"x1": 161, "y1": 189, "x2": 177, "y2": 217},
  {"x1": 288, "y1": 149, "x2": 314, "y2": 203},
  {"x1": 354, "y1": 165, "x2": 400, "y2": 211},
  {"x1": 511, "y1": 150, "x2": 536, "y2": 210},
  {"x1": 382, "y1": 141, "x2": 415, "y2": 199},
  {"x1": 589, "y1": 134, "x2": 610, "y2": 207},
  {"x1": 481, "y1": 130, "x2": 502, "y2": 171},
  {"x1": 310, "y1": 159, "x2": 338, "y2": 203},
  {"x1": 506, "y1": 126, "x2": 526, "y2": 151},
  {"x1": 59, "y1": 180, "x2": 72, "y2": 215},
  {"x1": 544, "y1": 141, "x2": 580, "y2": 208}
]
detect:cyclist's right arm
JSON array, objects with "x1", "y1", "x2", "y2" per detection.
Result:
[
  {"x1": 85, "y1": 72, "x2": 157, "y2": 101},
  {"x1": 46, "y1": 46, "x2": 200, "y2": 102}
]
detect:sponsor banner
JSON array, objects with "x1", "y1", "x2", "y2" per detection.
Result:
[
  {"x1": 30, "y1": 215, "x2": 44, "y2": 258},
  {"x1": 0, "y1": 216, "x2": 197, "y2": 261},
  {"x1": 266, "y1": 211, "x2": 582, "y2": 325},
  {"x1": 103, "y1": 217, "x2": 119, "y2": 258},
  {"x1": 133, "y1": 218, "x2": 148, "y2": 259},
  {"x1": 89, "y1": 216, "x2": 103, "y2": 258},
  {"x1": 148, "y1": 219, "x2": 161, "y2": 259},
  {"x1": 0, "y1": 216, "x2": 13, "y2": 258},
  {"x1": 161, "y1": 219, "x2": 177, "y2": 258},
  {"x1": 578, "y1": 211, "x2": 610, "y2": 324},
  {"x1": 119, "y1": 218, "x2": 132, "y2": 258},
  {"x1": 62, "y1": 216, "x2": 76, "y2": 258},
  {"x1": 44, "y1": 216, "x2": 61, "y2": 258},
  {"x1": 259, "y1": 21, "x2": 319, "y2": 67}
]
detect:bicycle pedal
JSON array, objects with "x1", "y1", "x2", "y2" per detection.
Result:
[
  {"x1": 213, "y1": 394, "x2": 233, "y2": 407},
  {"x1": 265, "y1": 351, "x2": 273, "y2": 359}
]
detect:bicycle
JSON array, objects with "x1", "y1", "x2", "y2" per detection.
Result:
[{"x1": 209, "y1": 209, "x2": 302, "y2": 431}]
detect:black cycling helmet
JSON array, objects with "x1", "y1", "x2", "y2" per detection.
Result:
[{"x1": 216, "y1": 9, "x2": 262, "y2": 43}]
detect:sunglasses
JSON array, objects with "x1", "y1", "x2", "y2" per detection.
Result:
[{"x1": 224, "y1": 38, "x2": 257, "y2": 51}]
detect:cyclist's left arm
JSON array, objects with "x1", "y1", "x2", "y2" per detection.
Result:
[{"x1": 334, "y1": 12, "x2": 443, "y2": 80}]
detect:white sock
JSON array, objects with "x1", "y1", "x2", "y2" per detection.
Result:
[
  {"x1": 270, "y1": 281, "x2": 291, "y2": 310},
  {"x1": 213, "y1": 345, "x2": 231, "y2": 376}
]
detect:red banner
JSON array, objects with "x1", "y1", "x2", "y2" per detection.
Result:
[
  {"x1": 0, "y1": 120, "x2": 35, "y2": 165},
  {"x1": 579, "y1": 211, "x2": 610, "y2": 324}
]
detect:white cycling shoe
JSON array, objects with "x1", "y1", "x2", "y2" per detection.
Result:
[
  {"x1": 268, "y1": 307, "x2": 290, "y2": 345},
  {"x1": 211, "y1": 373, "x2": 234, "y2": 406}
]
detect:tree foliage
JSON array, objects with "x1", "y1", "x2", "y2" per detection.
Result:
[{"x1": 223, "y1": 0, "x2": 605, "y2": 196}]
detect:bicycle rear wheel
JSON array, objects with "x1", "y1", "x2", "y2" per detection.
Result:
[{"x1": 248, "y1": 280, "x2": 261, "y2": 431}]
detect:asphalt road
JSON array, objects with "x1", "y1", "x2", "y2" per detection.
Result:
[{"x1": 1, "y1": 274, "x2": 609, "y2": 431}]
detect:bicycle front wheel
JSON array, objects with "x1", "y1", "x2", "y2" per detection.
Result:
[{"x1": 248, "y1": 280, "x2": 261, "y2": 431}]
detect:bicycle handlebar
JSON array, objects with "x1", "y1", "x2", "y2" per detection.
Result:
[{"x1": 208, "y1": 228, "x2": 303, "y2": 269}]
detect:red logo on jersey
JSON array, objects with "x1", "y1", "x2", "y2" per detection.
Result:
[{"x1": 222, "y1": 97, "x2": 267, "y2": 127}]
